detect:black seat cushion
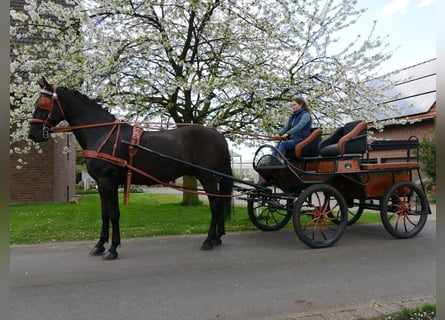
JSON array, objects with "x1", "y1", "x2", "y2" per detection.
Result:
[{"x1": 318, "y1": 120, "x2": 367, "y2": 156}]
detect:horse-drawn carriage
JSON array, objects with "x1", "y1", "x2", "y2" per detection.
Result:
[
  {"x1": 28, "y1": 78, "x2": 431, "y2": 259},
  {"x1": 244, "y1": 120, "x2": 430, "y2": 248}
]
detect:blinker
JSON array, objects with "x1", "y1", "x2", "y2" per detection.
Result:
[{"x1": 36, "y1": 95, "x2": 53, "y2": 112}]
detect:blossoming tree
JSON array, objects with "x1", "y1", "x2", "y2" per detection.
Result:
[{"x1": 10, "y1": 0, "x2": 395, "y2": 202}]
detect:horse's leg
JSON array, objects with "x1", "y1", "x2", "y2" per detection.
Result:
[
  {"x1": 89, "y1": 173, "x2": 121, "y2": 260},
  {"x1": 201, "y1": 194, "x2": 226, "y2": 250},
  {"x1": 89, "y1": 186, "x2": 110, "y2": 256},
  {"x1": 101, "y1": 183, "x2": 120, "y2": 260},
  {"x1": 201, "y1": 195, "x2": 219, "y2": 250},
  {"x1": 215, "y1": 197, "x2": 226, "y2": 246},
  {"x1": 105, "y1": 196, "x2": 121, "y2": 260}
]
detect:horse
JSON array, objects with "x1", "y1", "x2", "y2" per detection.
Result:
[{"x1": 28, "y1": 77, "x2": 233, "y2": 260}]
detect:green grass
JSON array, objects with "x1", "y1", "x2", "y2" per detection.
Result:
[
  {"x1": 10, "y1": 193, "x2": 384, "y2": 245},
  {"x1": 369, "y1": 304, "x2": 436, "y2": 320},
  {"x1": 352, "y1": 212, "x2": 382, "y2": 224},
  {"x1": 10, "y1": 193, "x2": 257, "y2": 244}
]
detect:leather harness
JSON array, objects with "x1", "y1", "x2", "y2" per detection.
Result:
[{"x1": 82, "y1": 124, "x2": 144, "y2": 205}]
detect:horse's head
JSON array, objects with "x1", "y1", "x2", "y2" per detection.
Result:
[{"x1": 28, "y1": 77, "x2": 66, "y2": 142}]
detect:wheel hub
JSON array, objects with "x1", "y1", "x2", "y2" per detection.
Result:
[{"x1": 266, "y1": 199, "x2": 282, "y2": 212}]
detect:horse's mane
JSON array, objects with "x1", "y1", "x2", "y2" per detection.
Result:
[{"x1": 60, "y1": 87, "x2": 116, "y2": 120}]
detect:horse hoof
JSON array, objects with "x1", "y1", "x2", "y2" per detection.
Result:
[
  {"x1": 90, "y1": 246, "x2": 105, "y2": 256},
  {"x1": 200, "y1": 242, "x2": 214, "y2": 251},
  {"x1": 211, "y1": 239, "x2": 222, "y2": 246},
  {"x1": 103, "y1": 250, "x2": 118, "y2": 260}
]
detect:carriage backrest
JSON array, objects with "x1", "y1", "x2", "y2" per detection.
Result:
[
  {"x1": 294, "y1": 127, "x2": 323, "y2": 158},
  {"x1": 318, "y1": 120, "x2": 367, "y2": 156}
]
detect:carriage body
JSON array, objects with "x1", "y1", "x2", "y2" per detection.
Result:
[{"x1": 248, "y1": 127, "x2": 430, "y2": 249}]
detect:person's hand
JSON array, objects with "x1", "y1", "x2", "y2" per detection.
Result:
[
  {"x1": 281, "y1": 133, "x2": 289, "y2": 139},
  {"x1": 272, "y1": 134, "x2": 281, "y2": 140}
]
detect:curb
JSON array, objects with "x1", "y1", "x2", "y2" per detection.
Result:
[{"x1": 273, "y1": 295, "x2": 436, "y2": 320}]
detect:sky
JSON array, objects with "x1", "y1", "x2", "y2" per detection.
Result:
[
  {"x1": 351, "y1": 0, "x2": 436, "y2": 73},
  {"x1": 231, "y1": 0, "x2": 437, "y2": 160}
]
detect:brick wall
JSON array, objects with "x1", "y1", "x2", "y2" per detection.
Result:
[
  {"x1": 369, "y1": 118, "x2": 435, "y2": 161},
  {"x1": 10, "y1": 141, "x2": 54, "y2": 203},
  {"x1": 371, "y1": 120, "x2": 435, "y2": 141},
  {"x1": 366, "y1": 115, "x2": 435, "y2": 184},
  {"x1": 10, "y1": 134, "x2": 76, "y2": 204}
]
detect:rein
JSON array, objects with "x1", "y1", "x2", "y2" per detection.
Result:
[
  {"x1": 51, "y1": 121, "x2": 123, "y2": 132},
  {"x1": 29, "y1": 90, "x2": 278, "y2": 140},
  {"x1": 224, "y1": 130, "x2": 282, "y2": 141}
]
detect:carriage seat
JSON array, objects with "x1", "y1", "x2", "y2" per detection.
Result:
[
  {"x1": 285, "y1": 128, "x2": 322, "y2": 159},
  {"x1": 318, "y1": 120, "x2": 367, "y2": 157},
  {"x1": 294, "y1": 127, "x2": 322, "y2": 158}
]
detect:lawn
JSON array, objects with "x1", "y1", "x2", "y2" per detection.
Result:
[
  {"x1": 10, "y1": 193, "x2": 257, "y2": 244},
  {"x1": 10, "y1": 193, "x2": 383, "y2": 245}
]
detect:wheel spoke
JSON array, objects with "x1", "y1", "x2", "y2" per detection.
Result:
[
  {"x1": 380, "y1": 181, "x2": 428, "y2": 239},
  {"x1": 248, "y1": 193, "x2": 293, "y2": 231},
  {"x1": 293, "y1": 184, "x2": 347, "y2": 248}
]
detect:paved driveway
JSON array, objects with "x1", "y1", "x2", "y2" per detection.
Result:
[{"x1": 10, "y1": 206, "x2": 436, "y2": 320}]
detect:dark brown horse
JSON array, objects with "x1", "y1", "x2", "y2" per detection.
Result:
[{"x1": 28, "y1": 77, "x2": 233, "y2": 260}]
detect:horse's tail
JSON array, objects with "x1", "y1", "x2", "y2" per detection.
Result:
[{"x1": 220, "y1": 152, "x2": 234, "y2": 221}]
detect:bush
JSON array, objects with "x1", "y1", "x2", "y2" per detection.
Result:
[
  {"x1": 418, "y1": 135, "x2": 436, "y2": 184},
  {"x1": 130, "y1": 186, "x2": 144, "y2": 193}
]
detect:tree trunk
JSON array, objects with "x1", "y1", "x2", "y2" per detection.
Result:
[{"x1": 182, "y1": 175, "x2": 200, "y2": 205}]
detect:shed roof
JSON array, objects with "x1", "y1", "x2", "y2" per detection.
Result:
[{"x1": 373, "y1": 58, "x2": 436, "y2": 120}]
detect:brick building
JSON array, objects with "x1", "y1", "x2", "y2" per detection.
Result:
[
  {"x1": 10, "y1": 135, "x2": 77, "y2": 204},
  {"x1": 10, "y1": 0, "x2": 77, "y2": 204}
]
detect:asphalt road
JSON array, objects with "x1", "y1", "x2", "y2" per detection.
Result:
[{"x1": 10, "y1": 209, "x2": 435, "y2": 320}]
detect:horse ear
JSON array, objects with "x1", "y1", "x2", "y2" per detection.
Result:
[{"x1": 37, "y1": 77, "x2": 50, "y2": 89}]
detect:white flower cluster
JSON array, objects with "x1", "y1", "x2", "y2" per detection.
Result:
[{"x1": 10, "y1": 0, "x2": 398, "y2": 162}]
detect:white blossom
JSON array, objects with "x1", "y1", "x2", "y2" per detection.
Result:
[{"x1": 11, "y1": 0, "x2": 398, "y2": 158}]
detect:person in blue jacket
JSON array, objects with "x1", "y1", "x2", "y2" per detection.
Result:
[
  {"x1": 272, "y1": 96, "x2": 312, "y2": 158},
  {"x1": 258, "y1": 96, "x2": 312, "y2": 186}
]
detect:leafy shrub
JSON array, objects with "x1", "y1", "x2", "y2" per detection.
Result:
[{"x1": 418, "y1": 135, "x2": 436, "y2": 184}]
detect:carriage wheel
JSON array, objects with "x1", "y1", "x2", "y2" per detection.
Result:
[
  {"x1": 329, "y1": 198, "x2": 364, "y2": 226},
  {"x1": 247, "y1": 193, "x2": 293, "y2": 231},
  {"x1": 346, "y1": 202, "x2": 365, "y2": 225},
  {"x1": 293, "y1": 184, "x2": 348, "y2": 248},
  {"x1": 380, "y1": 181, "x2": 428, "y2": 239}
]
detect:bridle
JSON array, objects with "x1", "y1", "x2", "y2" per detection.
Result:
[
  {"x1": 28, "y1": 86, "x2": 121, "y2": 137},
  {"x1": 28, "y1": 86, "x2": 66, "y2": 139}
]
